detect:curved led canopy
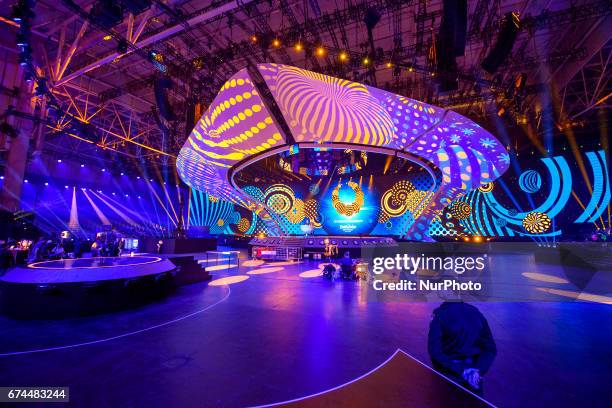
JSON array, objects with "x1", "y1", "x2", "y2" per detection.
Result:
[{"x1": 177, "y1": 63, "x2": 509, "y2": 239}]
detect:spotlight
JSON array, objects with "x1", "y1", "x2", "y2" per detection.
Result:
[
  {"x1": 315, "y1": 46, "x2": 325, "y2": 57},
  {"x1": 272, "y1": 38, "x2": 281, "y2": 48},
  {"x1": 338, "y1": 51, "x2": 348, "y2": 62},
  {"x1": 103, "y1": 35, "x2": 112, "y2": 41},
  {"x1": 65, "y1": 185, "x2": 68, "y2": 189},
  {"x1": 18, "y1": 49, "x2": 31, "y2": 66},
  {"x1": 294, "y1": 42, "x2": 303, "y2": 52},
  {"x1": 386, "y1": 61, "x2": 392, "y2": 68},
  {"x1": 148, "y1": 50, "x2": 167, "y2": 72},
  {"x1": 44, "y1": 182, "x2": 48, "y2": 186},
  {"x1": 1, "y1": 176, "x2": 5, "y2": 180},
  {"x1": 81, "y1": 164, "x2": 85, "y2": 167},
  {"x1": 362, "y1": 57, "x2": 370, "y2": 65},
  {"x1": 24, "y1": 179, "x2": 28, "y2": 183},
  {"x1": 250, "y1": 35, "x2": 258, "y2": 43},
  {"x1": 16, "y1": 33, "x2": 28, "y2": 47},
  {"x1": 102, "y1": 168, "x2": 106, "y2": 172},
  {"x1": 120, "y1": 172, "x2": 124, "y2": 175},
  {"x1": 137, "y1": 176, "x2": 140, "y2": 179},
  {"x1": 57, "y1": 159, "x2": 62, "y2": 163}
]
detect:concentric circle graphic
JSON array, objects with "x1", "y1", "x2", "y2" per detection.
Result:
[{"x1": 519, "y1": 170, "x2": 542, "y2": 193}]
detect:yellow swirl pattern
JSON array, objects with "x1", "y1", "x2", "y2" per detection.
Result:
[
  {"x1": 237, "y1": 217, "x2": 251, "y2": 233},
  {"x1": 522, "y1": 212, "x2": 551, "y2": 233},
  {"x1": 478, "y1": 182, "x2": 494, "y2": 193},
  {"x1": 266, "y1": 65, "x2": 394, "y2": 145},
  {"x1": 332, "y1": 182, "x2": 364, "y2": 216},
  {"x1": 449, "y1": 201, "x2": 472, "y2": 220}
]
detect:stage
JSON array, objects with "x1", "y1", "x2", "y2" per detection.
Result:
[{"x1": 0, "y1": 256, "x2": 178, "y2": 319}]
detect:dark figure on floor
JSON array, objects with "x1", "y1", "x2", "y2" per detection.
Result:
[{"x1": 428, "y1": 301, "x2": 496, "y2": 395}]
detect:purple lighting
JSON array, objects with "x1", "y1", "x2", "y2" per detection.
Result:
[{"x1": 177, "y1": 63, "x2": 509, "y2": 239}]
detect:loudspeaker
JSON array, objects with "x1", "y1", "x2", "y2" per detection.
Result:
[
  {"x1": 482, "y1": 12, "x2": 521, "y2": 74},
  {"x1": 440, "y1": 0, "x2": 468, "y2": 57},
  {"x1": 90, "y1": 0, "x2": 123, "y2": 29},
  {"x1": 153, "y1": 77, "x2": 175, "y2": 121},
  {"x1": 436, "y1": 0, "x2": 467, "y2": 91}
]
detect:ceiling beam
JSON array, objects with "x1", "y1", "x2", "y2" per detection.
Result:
[{"x1": 57, "y1": 0, "x2": 256, "y2": 86}]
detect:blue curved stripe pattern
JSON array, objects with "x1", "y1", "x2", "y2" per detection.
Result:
[{"x1": 575, "y1": 150, "x2": 610, "y2": 223}]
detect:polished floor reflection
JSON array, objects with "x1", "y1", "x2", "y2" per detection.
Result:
[{"x1": 0, "y1": 255, "x2": 610, "y2": 407}]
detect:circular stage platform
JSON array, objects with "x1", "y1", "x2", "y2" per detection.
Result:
[{"x1": 0, "y1": 256, "x2": 178, "y2": 319}]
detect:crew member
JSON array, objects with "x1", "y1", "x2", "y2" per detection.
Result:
[{"x1": 428, "y1": 301, "x2": 497, "y2": 394}]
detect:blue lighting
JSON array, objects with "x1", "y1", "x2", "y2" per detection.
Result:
[
  {"x1": 81, "y1": 164, "x2": 85, "y2": 168},
  {"x1": 57, "y1": 159, "x2": 62, "y2": 163}
]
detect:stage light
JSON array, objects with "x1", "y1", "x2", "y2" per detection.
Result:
[
  {"x1": 149, "y1": 178, "x2": 153, "y2": 182},
  {"x1": 103, "y1": 35, "x2": 112, "y2": 41},
  {"x1": 137, "y1": 176, "x2": 140, "y2": 179},
  {"x1": 315, "y1": 46, "x2": 325, "y2": 57},
  {"x1": 125, "y1": 194, "x2": 129, "y2": 197},
  {"x1": 362, "y1": 57, "x2": 370, "y2": 65},
  {"x1": 338, "y1": 51, "x2": 348, "y2": 62},
  {"x1": 386, "y1": 61, "x2": 392, "y2": 68},
  {"x1": 57, "y1": 159, "x2": 62, "y2": 163},
  {"x1": 408, "y1": 66, "x2": 414, "y2": 72},
  {"x1": 294, "y1": 42, "x2": 303, "y2": 52},
  {"x1": 16, "y1": 33, "x2": 28, "y2": 47},
  {"x1": 81, "y1": 164, "x2": 85, "y2": 167},
  {"x1": 102, "y1": 168, "x2": 106, "y2": 172},
  {"x1": 120, "y1": 172, "x2": 124, "y2": 175},
  {"x1": 24, "y1": 179, "x2": 28, "y2": 183},
  {"x1": 65, "y1": 185, "x2": 68, "y2": 189},
  {"x1": 250, "y1": 35, "x2": 257, "y2": 43},
  {"x1": 272, "y1": 38, "x2": 281, "y2": 48},
  {"x1": 112, "y1": 192, "x2": 116, "y2": 195},
  {"x1": 44, "y1": 182, "x2": 48, "y2": 186}
]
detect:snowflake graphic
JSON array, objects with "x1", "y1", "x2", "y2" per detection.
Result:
[
  {"x1": 461, "y1": 128, "x2": 475, "y2": 136},
  {"x1": 480, "y1": 137, "x2": 495, "y2": 149},
  {"x1": 498, "y1": 153, "x2": 510, "y2": 164},
  {"x1": 450, "y1": 134, "x2": 461, "y2": 143}
]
